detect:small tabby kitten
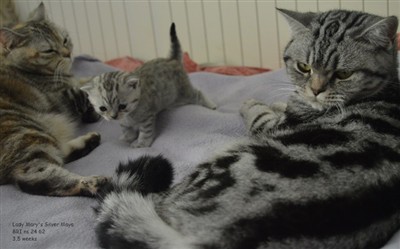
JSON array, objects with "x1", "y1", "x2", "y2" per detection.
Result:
[
  {"x1": 95, "y1": 9, "x2": 400, "y2": 249},
  {"x1": 0, "y1": 3, "x2": 106, "y2": 196},
  {"x1": 82, "y1": 23, "x2": 216, "y2": 148}
]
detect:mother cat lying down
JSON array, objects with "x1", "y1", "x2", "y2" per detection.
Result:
[
  {"x1": 0, "y1": 3, "x2": 107, "y2": 196},
  {"x1": 95, "y1": 9, "x2": 400, "y2": 249}
]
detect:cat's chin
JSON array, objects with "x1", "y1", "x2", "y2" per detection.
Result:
[{"x1": 306, "y1": 99, "x2": 325, "y2": 111}]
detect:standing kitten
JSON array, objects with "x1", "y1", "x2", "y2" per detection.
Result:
[
  {"x1": 82, "y1": 23, "x2": 216, "y2": 148},
  {"x1": 0, "y1": 3, "x2": 106, "y2": 196},
  {"x1": 95, "y1": 9, "x2": 400, "y2": 249}
]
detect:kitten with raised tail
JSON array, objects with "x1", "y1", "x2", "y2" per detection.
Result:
[
  {"x1": 0, "y1": 3, "x2": 107, "y2": 196},
  {"x1": 95, "y1": 9, "x2": 400, "y2": 249},
  {"x1": 82, "y1": 23, "x2": 216, "y2": 148}
]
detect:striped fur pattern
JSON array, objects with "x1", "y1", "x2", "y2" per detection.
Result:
[
  {"x1": 95, "y1": 9, "x2": 400, "y2": 249},
  {"x1": 0, "y1": 3, "x2": 107, "y2": 196},
  {"x1": 82, "y1": 23, "x2": 216, "y2": 148}
]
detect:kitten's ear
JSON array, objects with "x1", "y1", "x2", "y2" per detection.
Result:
[
  {"x1": 357, "y1": 16, "x2": 398, "y2": 49},
  {"x1": 28, "y1": 2, "x2": 47, "y2": 22},
  {"x1": 127, "y1": 77, "x2": 139, "y2": 89},
  {"x1": 277, "y1": 8, "x2": 316, "y2": 35}
]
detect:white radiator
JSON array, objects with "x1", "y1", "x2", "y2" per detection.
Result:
[{"x1": 14, "y1": 0, "x2": 400, "y2": 69}]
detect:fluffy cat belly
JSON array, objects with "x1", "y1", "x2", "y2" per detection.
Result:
[{"x1": 37, "y1": 113, "x2": 76, "y2": 153}]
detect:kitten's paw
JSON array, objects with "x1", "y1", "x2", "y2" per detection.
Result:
[
  {"x1": 130, "y1": 140, "x2": 152, "y2": 148},
  {"x1": 80, "y1": 176, "x2": 110, "y2": 197}
]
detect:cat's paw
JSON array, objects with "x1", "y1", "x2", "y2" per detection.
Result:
[
  {"x1": 79, "y1": 176, "x2": 110, "y2": 197},
  {"x1": 270, "y1": 102, "x2": 287, "y2": 113},
  {"x1": 240, "y1": 99, "x2": 264, "y2": 118},
  {"x1": 119, "y1": 134, "x2": 136, "y2": 143},
  {"x1": 130, "y1": 140, "x2": 152, "y2": 148},
  {"x1": 82, "y1": 106, "x2": 101, "y2": 123},
  {"x1": 240, "y1": 99, "x2": 285, "y2": 135},
  {"x1": 84, "y1": 132, "x2": 101, "y2": 150}
]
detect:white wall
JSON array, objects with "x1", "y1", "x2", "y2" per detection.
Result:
[{"x1": 14, "y1": 0, "x2": 400, "y2": 70}]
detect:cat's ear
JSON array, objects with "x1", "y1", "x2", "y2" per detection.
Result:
[
  {"x1": 277, "y1": 8, "x2": 316, "y2": 35},
  {"x1": 127, "y1": 77, "x2": 139, "y2": 89},
  {"x1": 0, "y1": 28, "x2": 24, "y2": 52},
  {"x1": 28, "y1": 2, "x2": 48, "y2": 22},
  {"x1": 356, "y1": 16, "x2": 398, "y2": 49},
  {"x1": 80, "y1": 80, "x2": 94, "y2": 94}
]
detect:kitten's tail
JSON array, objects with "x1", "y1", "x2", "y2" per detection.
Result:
[
  {"x1": 169, "y1": 23, "x2": 182, "y2": 62},
  {"x1": 95, "y1": 156, "x2": 195, "y2": 249}
]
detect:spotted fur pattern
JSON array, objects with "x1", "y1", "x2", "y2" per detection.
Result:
[
  {"x1": 0, "y1": 3, "x2": 106, "y2": 196},
  {"x1": 82, "y1": 23, "x2": 216, "y2": 148},
  {"x1": 95, "y1": 9, "x2": 400, "y2": 249}
]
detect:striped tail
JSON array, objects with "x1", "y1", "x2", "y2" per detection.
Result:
[
  {"x1": 94, "y1": 155, "x2": 194, "y2": 249},
  {"x1": 168, "y1": 23, "x2": 182, "y2": 62}
]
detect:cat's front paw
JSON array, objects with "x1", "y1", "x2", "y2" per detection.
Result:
[
  {"x1": 240, "y1": 99, "x2": 285, "y2": 136},
  {"x1": 120, "y1": 129, "x2": 139, "y2": 143},
  {"x1": 240, "y1": 99, "x2": 262, "y2": 118},
  {"x1": 82, "y1": 106, "x2": 101, "y2": 123},
  {"x1": 130, "y1": 140, "x2": 153, "y2": 148}
]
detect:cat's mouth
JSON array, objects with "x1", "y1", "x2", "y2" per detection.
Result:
[
  {"x1": 303, "y1": 87, "x2": 326, "y2": 111},
  {"x1": 104, "y1": 113, "x2": 126, "y2": 121}
]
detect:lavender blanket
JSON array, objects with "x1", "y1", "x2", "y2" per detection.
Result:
[{"x1": 1, "y1": 55, "x2": 399, "y2": 249}]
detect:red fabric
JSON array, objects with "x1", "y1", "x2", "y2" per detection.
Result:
[
  {"x1": 105, "y1": 56, "x2": 144, "y2": 72},
  {"x1": 105, "y1": 33, "x2": 400, "y2": 74},
  {"x1": 397, "y1": 33, "x2": 400, "y2": 50},
  {"x1": 105, "y1": 52, "x2": 271, "y2": 76}
]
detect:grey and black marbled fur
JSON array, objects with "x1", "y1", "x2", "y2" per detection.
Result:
[
  {"x1": 95, "y1": 9, "x2": 400, "y2": 249},
  {"x1": 82, "y1": 23, "x2": 216, "y2": 148},
  {"x1": 0, "y1": 3, "x2": 107, "y2": 196}
]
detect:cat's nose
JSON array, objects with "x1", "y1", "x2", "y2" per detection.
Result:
[
  {"x1": 311, "y1": 86, "x2": 325, "y2": 96},
  {"x1": 111, "y1": 114, "x2": 118, "y2": 119},
  {"x1": 310, "y1": 74, "x2": 328, "y2": 96},
  {"x1": 61, "y1": 48, "x2": 71, "y2": 58}
]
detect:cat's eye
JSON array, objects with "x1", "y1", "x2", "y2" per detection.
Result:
[
  {"x1": 118, "y1": 104, "x2": 127, "y2": 110},
  {"x1": 63, "y1": 38, "x2": 68, "y2": 45},
  {"x1": 41, "y1": 49, "x2": 56, "y2": 54},
  {"x1": 296, "y1": 62, "x2": 312, "y2": 74},
  {"x1": 335, "y1": 70, "x2": 353, "y2": 80},
  {"x1": 99, "y1": 106, "x2": 107, "y2": 112}
]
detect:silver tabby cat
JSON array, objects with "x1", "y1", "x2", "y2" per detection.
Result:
[
  {"x1": 95, "y1": 9, "x2": 400, "y2": 249},
  {"x1": 82, "y1": 23, "x2": 216, "y2": 148},
  {"x1": 0, "y1": 3, "x2": 107, "y2": 196}
]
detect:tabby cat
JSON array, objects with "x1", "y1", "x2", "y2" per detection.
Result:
[
  {"x1": 95, "y1": 9, "x2": 400, "y2": 249},
  {"x1": 82, "y1": 23, "x2": 216, "y2": 148},
  {"x1": 0, "y1": 3, "x2": 107, "y2": 196}
]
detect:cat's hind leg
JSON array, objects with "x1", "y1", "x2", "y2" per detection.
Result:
[
  {"x1": 12, "y1": 161, "x2": 108, "y2": 196},
  {"x1": 240, "y1": 99, "x2": 286, "y2": 136}
]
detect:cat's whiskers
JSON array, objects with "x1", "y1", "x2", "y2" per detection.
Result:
[{"x1": 53, "y1": 60, "x2": 63, "y2": 84}]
